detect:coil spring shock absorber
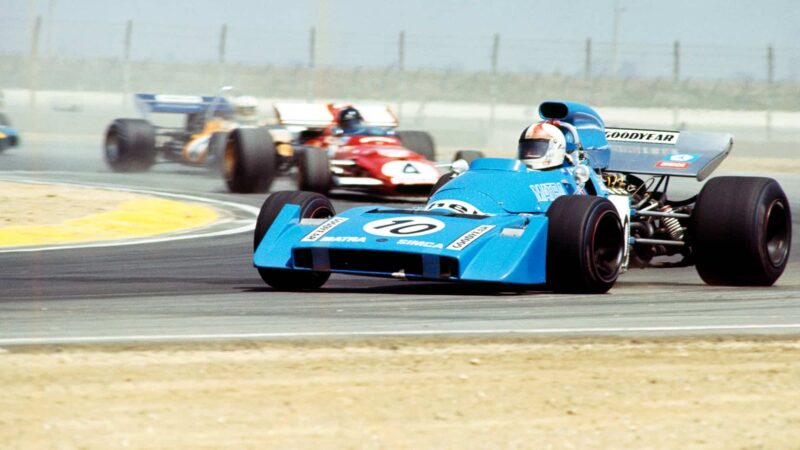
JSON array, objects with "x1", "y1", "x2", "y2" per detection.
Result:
[{"x1": 660, "y1": 205, "x2": 684, "y2": 240}]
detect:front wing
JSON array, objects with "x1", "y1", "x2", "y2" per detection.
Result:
[{"x1": 254, "y1": 206, "x2": 551, "y2": 285}]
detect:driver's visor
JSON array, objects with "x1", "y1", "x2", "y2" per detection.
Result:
[{"x1": 518, "y1": 138, "x2": 552, "y2": 159}]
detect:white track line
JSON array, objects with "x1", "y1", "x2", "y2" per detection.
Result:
[
  {"x1": 0, "y1": 177, "x2": 260, "y2": 253},
  {"x1": 3, "y1": 323, "x2": 800, "y2": 345}
]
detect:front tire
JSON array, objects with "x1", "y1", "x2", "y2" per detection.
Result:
[
  {"x1": 104, "y1": 119, "x2": 156, "y2": 172},
  {"x1": 224, "y1": 127, "x2": 277, "y2": 193},
  {"x1": 254, "y1": 191, "x2": 335, "y2": 290},
  {"x1": 691, "y1": 176, "x2": 791, "y2": 286},
  {"x1": 397, "y1": 130, "x2": 436, "y2": 161},
  {"x1": 546, "y1": 196, "x2": 624, "y2": 294}
]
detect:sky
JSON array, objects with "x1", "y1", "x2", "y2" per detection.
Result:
[{"x1": 3, "y1": 0, "x2": 799, "y2": 79}]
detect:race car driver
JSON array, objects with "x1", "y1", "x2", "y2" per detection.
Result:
[
  {"x1": 337, "y1": 107, "x2": 366, "y2": 135},
  {"x1": 231, "y1": 95, "x2": 259, "y2": 125},
  {"x1": 517, "y1": 121, "x2": 567, "y2": 170}
]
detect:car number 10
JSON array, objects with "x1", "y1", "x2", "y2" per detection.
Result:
[{"x1": 363, "y1": 217, "x2": 446, "y2": 237}]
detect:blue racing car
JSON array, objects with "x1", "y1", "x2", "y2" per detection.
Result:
[{"x1": 251, "y1": 101, "x2": 791, "y2": 293}]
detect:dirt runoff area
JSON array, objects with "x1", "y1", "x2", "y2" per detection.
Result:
[
  {"x1": 0, "y1": 181, "x2": 147, "y2": 226},
  {"x1": 2, "y1": 337, "x2": 799, "y2": 449}
]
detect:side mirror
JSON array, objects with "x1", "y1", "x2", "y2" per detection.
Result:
[
  {"x1": 573, "y1": 164, "x2": 591, "y2": 185},
  {"x1": 331, "y1": 126, "x2": 344, "y2": 136}
]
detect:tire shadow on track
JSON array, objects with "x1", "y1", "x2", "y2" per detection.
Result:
[
  {"x1": 236, "y1": 279, "x2": 800, "y2": 297},
  {"x1": 239, "y1": 282, "x2": 545, "y2": 297}
]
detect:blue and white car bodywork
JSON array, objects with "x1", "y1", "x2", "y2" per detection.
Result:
[
  {"x1": 253, "y1": 101, "x2": 792, "y2": 292},
  {"x1": 256, "y1": 157, "x2": 624, "y2": 285}
]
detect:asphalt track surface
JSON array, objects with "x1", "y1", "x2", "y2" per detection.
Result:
[{"x1": 1, "y1": 140, "x2": 799, "y2": 345}]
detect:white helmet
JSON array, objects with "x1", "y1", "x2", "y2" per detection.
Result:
[
  {"x1": 518, "y1": 122, "x2": 566, "y2": 170},
  {"x1": 232, "y1": 95, "x2": 258, "y2": 122}
]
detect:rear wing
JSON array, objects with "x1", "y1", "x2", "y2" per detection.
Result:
[
  {"x1": 134, "y1": 93, "x2": 232, "y2": 116},
  {"x1": 604, "y1": 127, "x2": 733, "y2": 180},
  {"x1": 273, "y1": 103, "x2": 399, "y2": 129}
]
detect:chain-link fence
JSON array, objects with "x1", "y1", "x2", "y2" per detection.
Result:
[
  {"x1": 2, "y1": 17, "x2": 800, "y2": 152},
  {"x1": 3, "y1": 17, "x2": 799, "y2": 102}
]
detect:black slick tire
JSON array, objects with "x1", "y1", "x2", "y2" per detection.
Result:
[
  {"x1": 546, "y1": 196, "x2": 624, "y2": 294},
  {"x1": 691, "y1": 176, "x2": 791, "y2": 286},
  {"x1": 254, "y1": 191, "x2": 335, "y2": 290},
  {"x1": 104, "y1": 119, "x2": 156, "y2": 172},
  {"x1": 224, "y1": 127, "x2": 277, "y2": 193}
]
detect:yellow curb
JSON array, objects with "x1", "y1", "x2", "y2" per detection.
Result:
[{"x1": 0, "y1": 197, "x2": 219, "y2": 247}]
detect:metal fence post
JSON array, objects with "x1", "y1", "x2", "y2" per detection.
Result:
[
  {"x1": 397, "y1": 30, "x2": 405, "y2": 120},
  {"x1": 218, "y1": 24, "x2": 228, "y2": 87},
  {"x1": 489, "y1": 33, "x2": 500, "y2": 141},
  {"x1": 584, "y1": 38, "x2": 592, "y2": 80},
  {"x1": 766, "y1": 45, "x2": 774, "y2": 140},
  {"x1": 122, "y1": 20, "x2": 132, "y2": 107},
  {"x1": 28, "y1": 15, "x2": 42, "y2": 108},
  {"x1": 307, "y1": 27, "x2": 316, "y2": 102},
  {"x1": 672, "y1": 40, "x2": 680, "y2": 128},
  {"x1": 672, "y1": 40, "x2": 680, "y2": 83}
]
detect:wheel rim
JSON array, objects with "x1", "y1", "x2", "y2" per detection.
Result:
[
  {"x1": 105, "y1": 133, "x2": 120, "y2": 161},
  {"x1": 306, "y1": 205, "x2": 334, "y2": 220},
  {"x1": 591, "y1": 210, "x2": 624, "y2": 282},
  {"x1": 223, "y1": 139, "x2": 237, "y2": 183},
  {"x1": 764, "y1": 198, "x2": 790, "y2": 267}
]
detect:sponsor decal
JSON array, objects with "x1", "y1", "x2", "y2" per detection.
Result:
[
  {"x1": 605, "y1": 128, "x2": 679, "y2": 145},
  {"x1": 301, "y1": 217, "x2": 348, "y2": 242},
  {"x1": 664, "y1": 153, "x2": 699, "y2": 163},
  {"x1": 530, "y1": 183, "x2": 567, "y2": 203},
  {"x1": 446, "y1": 225, "x2": 496, "y2": 251},
  {"x1": 397, "y1": 239, "x2": 444, "y2": 249},
  {"x1": 605, "y1": 145, "x2": 668, "y2": 155},
  {"x1": 655, "y1": 161, "x2": 690, "y2": 169},
  {"x1": 363, "y1": 216, "x2": 445, "y2": 237},
  {"x1": 319, "y1": 236, "x2": 366, "y2": 243},
  {"x1": 425, "y1": 199, "x2": 483, "y2": 215}
]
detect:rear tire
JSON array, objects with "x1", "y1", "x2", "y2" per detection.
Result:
[
  {"x1": 397, "y1": 130, "x2": 436, "y2": 161},
  {"x1": 104, "y1": 119, "x2": 156, "y2": 172},
  {"x1": 224, "y1": 127, "x2": 277, "y2": 193},
  {"x1": 546, "y1": 196, "x2": 624, "y2": 294},
  {"x1": 691, "y1": 176, "x2": 791, "y2": 286},
  {"x1": 454, "y1": 150, "x2": 484, "y2": 164},
  {"x1": 254, "y1": 191, "x2": 335, "y2": 290},
  {"x1": 297, "y1": 147, "x2": 332, "y2": 194}
]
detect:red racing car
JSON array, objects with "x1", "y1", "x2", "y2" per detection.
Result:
[{"x1": 222, "y1": 103, "x2": 442, "y2": 196}]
